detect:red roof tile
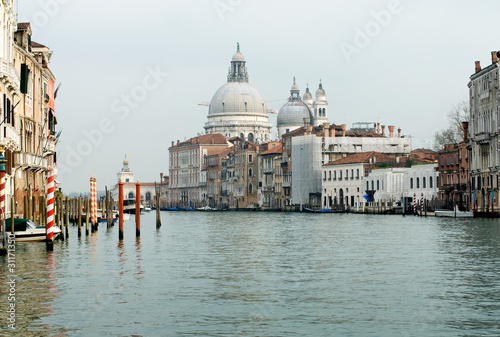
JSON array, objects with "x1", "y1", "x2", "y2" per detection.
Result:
[
  {"x1": 171, "y1": 133, "x2": 227, "y2": 148},
  {"x1": 260, "y1": 143, "x2": 283, "y2": 155}
]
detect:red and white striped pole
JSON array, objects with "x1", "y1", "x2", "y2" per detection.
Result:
[
  {"x1": 413, "y1": 193, "x2": 416, "y2": 215},
  {"x1": 90, "y1": 176, "x2": 98, "y2": 232},
  {"x1": 46, "y1": 169, "x2": 55, "y2": 251},
  {"x1": 421, "y1": 193, "x2": 424, "y2": 214}
]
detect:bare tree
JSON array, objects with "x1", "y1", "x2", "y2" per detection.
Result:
[{"x1": 432, "y1": 100, "x2": 469, "y2": 150}]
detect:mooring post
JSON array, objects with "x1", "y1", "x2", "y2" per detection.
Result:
[
  {"x1": 135, "y1": 180, "x2": 140, "y2": 237},
  {"x1": 77, "y1": 197, "x2": 82, "y2": 237},
  {"x1": 85, "y1": 196, "x2": 90, "y2": 235},
  {"x1": 59, "y1": 195, "x2": 64, "y2": 241},
  {"x1": 64, "y1": 197, "x2": 69, "y2": 239},
  {"x1": 0, "y1": 148, "x2": 6, "y2": 254},
  {"x1": 46, "y1": 169, "x2": 55, "y2": 251},
  {"x1": 119, "y1": 179, "x2": 124, "y2": 240},
  {"x1": 155, "y1": 182, "x2": 161, "y2": 228}
]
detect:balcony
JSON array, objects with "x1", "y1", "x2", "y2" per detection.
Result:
[
  {"x1": 475, "y1": 132, "x2": 491, "y2": 144},
  {"x1": 263, "y1": 186, "x2": 274, "y2": 193},
  {"x1": 1, "y1": 125, "x2": 21, "y2": 150},
  {"x1": 44, "y1": 93, "x2": 50, "y2": 103},
  {"x1": 282, "y1": 181, "x2": 291, "y2": 188},
  {"x1": 263, "y1": 167, "x2": 274, "y2": 175},
  {"x1": 0, "y1": 59, "x2": 20, "y2": 94},
  {"x1": 15, "y1": 152, "x2": 48, "y2": 171}
]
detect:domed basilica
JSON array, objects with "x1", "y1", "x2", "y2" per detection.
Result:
[
  {"x1": 204, "y1": 44, "x2": 272, "y2": 143},
  {"x1": 277, "y1": 78, "x2": 328, "y2": 138}
]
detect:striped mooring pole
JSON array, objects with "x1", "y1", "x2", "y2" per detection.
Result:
[
  {"x1": 421, "y1": 193, "x2": 424, "y2": 214},
  {"x1": 46, "y1": 169, "x2": 55, "y2": 251},
  {"x1": 413, "y1": 193, "x2": 416, "y2": 215}
]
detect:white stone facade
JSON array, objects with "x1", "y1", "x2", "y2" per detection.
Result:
[
  {"x1": 292, "y1": 133, "x2": 411, "y2": 206},
  {"x1": 321, "y1": 162, "x2": 366, "y2": 211}
]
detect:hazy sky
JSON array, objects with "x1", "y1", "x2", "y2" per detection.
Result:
[{"x1": 17, "y1": 0, "x2": 500, "y2": 193}]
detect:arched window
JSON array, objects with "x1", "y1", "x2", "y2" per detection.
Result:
[
  {"x1": 423, "y1": 177, "x2": 426, "y2": 189},
  {"x1": 417, "y1": 177, "x2": 420, "y2": 189},
  {"x1": 146, "y1": 192, "x2": 151, "y2": 201},
  {"x1": 248, "y1": 133, "x2": 254, "y2": 143},
  {"x1": 248, "y1": 183, "x2": 253, "y2": 194},
  {"x1": 430, "y1": 176, "x2": 433, "y2": 188},
  {"x1": 128, "y1": 192, "x2": 134, "y2": 199},
  {"x1": 410, "y1": 178, "x2": 414, "y2": 189},
  {"x1": 240, "y1": 133, "x2": 244, "y2": 139},
  {"x1": 248, "y1": 168, "x2": 253, "y2": 177},
  {"x1": 377, "y1": 180, "x2": 380, "y2": 190},
  {"x1": 366, "y1": 181, "x2": 369, "y2": 190}
]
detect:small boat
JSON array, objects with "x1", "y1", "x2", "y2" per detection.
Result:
[
  {"x1": 160, "y1": 207, "x2": 178, "y2": 211},
  {"x1": 435, "y1": 206, "x2": 473, "y2": 218},
  {"x1": 303, "y1": 207, "x2": 349, "y2": 213},
  {"x1": 4, "y1": 218, "x2": 61, "y2": 242},
  {"x1": 144, "y1": 207, "x2": 152, "y2": 212},
  {"x1": 196, "y1": 206, "x2": 217, "y2": 211},
  {"x1": 123, "y1": 199, "x2": 144, "y2": 214}
]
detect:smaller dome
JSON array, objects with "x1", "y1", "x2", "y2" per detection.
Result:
[
  {"x1": 303, "y1": 86, "x2": 312, "y2": 101},
  {"x1": 123, "y1": 159, "x2": 128, "y2": 166},
  {"x1": 316, "y1": 82, "x2": 326, "y2": 99},
  {"x1": 232, "y1": 52, "x2": 245, "y2": 62},
  {"x1": 277, "y1": 101, "x2": 312, "y2": 127}
]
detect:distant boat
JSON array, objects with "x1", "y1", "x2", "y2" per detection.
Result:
[
  {"x1": 144, "y1": 207, "x2": 152, "y2": 212},
  {"x1": 435, "y1": 206, "x2": 473, "y2": 218},
  {"x1": 4, "y1": 218, "x2": 61, "y2": 242},
  {"x1": 196, "y1": 206, "x2": 217, "y2": 211},
  {"x1": 123, "y1": 199, "x2": 144, "y2": 214},
  {"x1": 303, "y1": 207, "x2": 349, "y2": 213}
]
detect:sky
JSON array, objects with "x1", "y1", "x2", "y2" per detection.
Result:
[{"x1": 16, "y1": 0, "x2": 500, "y2": 193}]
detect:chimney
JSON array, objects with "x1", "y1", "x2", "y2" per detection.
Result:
[
  {"x1": 160, "y1": 173, "x2": 163, "y2": 182},
  {"x1": 373, "y1": 123, "x2": 377, "y2": 133},
  {"x1": 492, "y1": 51, "x2": 498, "y2": 64},
  {"x1": 388, "y1": 125, "x2": 395, "y2": 138},
  {"x1": 171, "y1": 141, "x2": 174, "y2": 147},
  {"x1": 308, "y1": 125, "x2": 313, "y2": 134},
  {"x1": 341, "y1": 124, "x2": 347, "y2": 137},
  {"x1": 397, "y1": 128, "x2": 402, "y2": 138},
  {"x1": 377, "y1": 122, "x2": 380, "y2": 134},
  {"x1": 177, "y1": 140, "x2": 180, "y2": 145},
  {"x1": 323, "y1": 123, "x2": 330, "y2": 137},
  {"x1": 330, "y1": 125, "x2": 335, "y2": 137},
  {"x1": 381, "y1": 125, "x2": 386, "y2": 137},
  {"x1": 462, "y1": 121, "x2": 469, "y2": 142},
  {"x1": 475, "y1": 61, "x2": 481, "y2": 73}
]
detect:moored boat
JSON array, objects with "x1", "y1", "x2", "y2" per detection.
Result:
[
  {"x1": 4, "y1": 218, "x2": 61, "y2": 242},
  {"x1": 435, "y1": 206, "x2": 473, "y2": 218}
]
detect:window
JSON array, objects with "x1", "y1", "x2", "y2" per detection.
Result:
[
  {"x1": 417, "y1": 177, "x2": 420, "y2": 189},
  {"x1": 126, "y1": 179, "x2": 129, "y2": 182},
  {"x1": 249, "y1": 183, "x2": 253, "y2": 194},
  {"x1": 366, "y1": 181, "x2": 369, "y2": 190},
  {"x1": 351, "y1": 169, "x2": 354, "y2": 179},
  {"x1": 248, "y1": 154, "x2": 253, "y2": 163},
  {"x1": 128, "y1": 192, "x2": 134, "y2": 199},
  {"x1": 248, "y1": 168, "x2": 253, "y2": 177},
  {"x1": 423, "y1": 177, "x2": 426, "y2": 189},
  {"x1": 356, "y1": 169, "x2": 360, "y2": 179},
  {"x1": 145, "y1": 192, "x2": 151, "y2": 201},
  {"x1": 377, "y1": 180, "x2": 380, "y2": 190},
  {"x1": 410, "y1": 178, "x2": 414, "y2": 189},
  {"x1": 430, "y1": 176, "x2": 433, "y2": 188},
  {"x1": 371, "y1": 180, "x2": 374, "y2": 190},
  {"x1": 328, "y1": 171, "x2": 331, "y2": 180},
  {"x1": 248, "y1": 133, "x2": 254, "y2": 143}
]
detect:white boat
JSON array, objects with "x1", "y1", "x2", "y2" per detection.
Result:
[
  {"x1": 435, "y1": 206, "x2": 474, "y2": 218},
  {"x1": 4, "y1": 218, "x2": 61, "y2": 242}
]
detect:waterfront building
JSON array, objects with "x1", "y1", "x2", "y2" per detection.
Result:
[
  {"x1": 168, "y1": 133, "x2": 229, "y2": 206},
  {"x1": 289, "y1": 122, "x2": 411, "y2": 208},
  {"x1": 204, "y1": 147, "x2": 233, "y2": 208},
  {"x1": 111, "y1": 157, "x2": 166, "y2": 208},
  {"x1": 321, "y1": 152, "x2": 395, "y2": 211},
  {"x1": 468, "y1": 53, "x2": 500, "y2": 212},
  {"x1": 258, "y1": 142, "x2": 283, "y2": 210},
  {"x1": 232, "y1": 139, "x2": 259, "y2": 209},
  {"x1": 437, "y1": 122, "x2": 471, "y2": 210},
  {"x1": 277, "y1": 79, "x2": 328, "y2": 138},
  {"x1": 0, "y1": 15, "x2": 58, "y2": 222},
  {"x1": 204, "y1": 44, "x2": 272, "y2": 143}
]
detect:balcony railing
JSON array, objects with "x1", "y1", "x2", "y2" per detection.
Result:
[
  {"x1": 263, "y1": 167, "x2": 274, "y2": 175},
  {"x1": 282, "y1": 181, "x2": 291, "y2": 188},
  {"x1": 15, "y1": 152, "x2": 48, "y2": 171}
]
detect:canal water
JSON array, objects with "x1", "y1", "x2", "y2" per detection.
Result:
[{"x1": 1, "y1": 212, "x2": 500, "y2": 336}]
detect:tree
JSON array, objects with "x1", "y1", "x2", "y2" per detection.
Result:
[{"x1": 432, "y1": 101, "x2": 469, "y2": 150}]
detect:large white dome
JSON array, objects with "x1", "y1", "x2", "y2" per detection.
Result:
[{"x1": 208, "y1": 82, "x2": 267, "y2": 117}]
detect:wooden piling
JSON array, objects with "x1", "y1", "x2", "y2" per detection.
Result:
[
  {"x1": 85, "y1": 196, "x2": 90, "y2": 235},
  {"x1": 155, "y1": 182, "x2": 161, "y2": 228},
  {"x1": 119, "y1": 180, "x2": 123, "y2": 240},
  {"x1": 77, "y1": 197, "x2": 82, "y2": 237},
  {"x1": 136, "y1": 181, "x2": 140, "y2": 237},
  {"x1": 59, "y1": 195, "x2": 64, "y2": 241},
  {"x1": 64, "y1": 197, "x2": 69, "y2": 239},
  {"x1": 106, "y1": 189, "x2": 113, "y2": 227},
  {"x1": 32, "y1": 195, "x2": 36, "y2": 223}
]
